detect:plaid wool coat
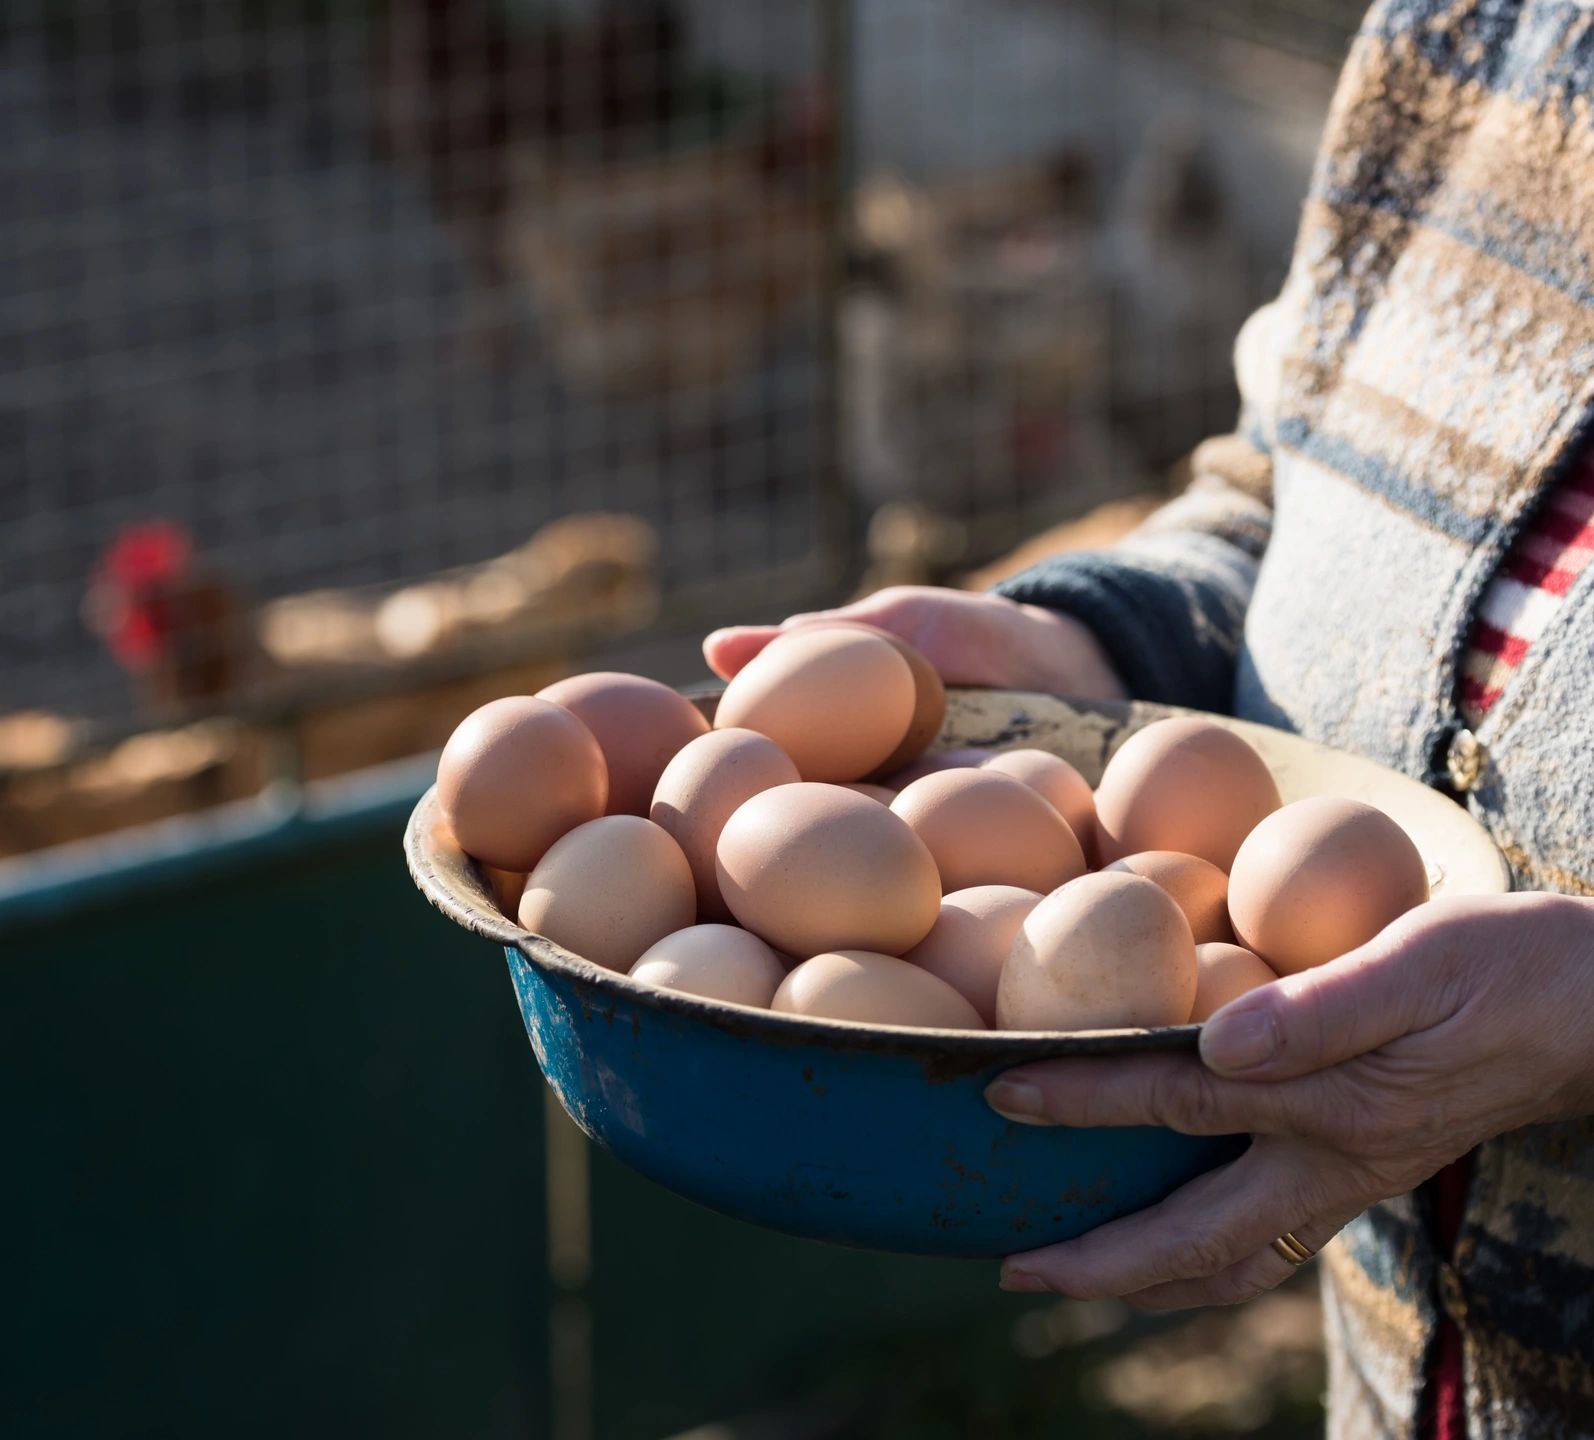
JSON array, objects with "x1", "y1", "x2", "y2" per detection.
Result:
[{"x1": 996, "y1": 2, "x2": 1594, "y2": 1435}]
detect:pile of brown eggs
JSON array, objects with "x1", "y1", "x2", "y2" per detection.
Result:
[{"x1": 435, "y1": 624, "x2": 1431, "y2": 1032}]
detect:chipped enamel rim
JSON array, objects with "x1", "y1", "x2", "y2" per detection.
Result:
[{"x1": 404, "y1": 689, "x2": 1510, "y2": 1060}]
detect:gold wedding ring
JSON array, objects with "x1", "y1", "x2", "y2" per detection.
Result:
[{"x1": 1271, "y1": 1231, "x2": 1317, "y2": 1266}]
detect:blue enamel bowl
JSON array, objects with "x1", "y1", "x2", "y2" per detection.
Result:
[{"x1": 404, "y1": 690, "x2": 1507, "y2": 1257}]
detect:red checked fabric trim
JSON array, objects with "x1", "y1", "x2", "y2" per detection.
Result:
[{"x1": 1459, "y1": 460, "x2": 1594, "y2": 722}]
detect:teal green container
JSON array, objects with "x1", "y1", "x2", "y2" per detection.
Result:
[{"x1": 0, "y1": 760, "x2": 550, "y2": 1439}]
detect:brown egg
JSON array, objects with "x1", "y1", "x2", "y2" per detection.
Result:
[
  {"x1": 997, "y1": 872, "x2": 1197, "y2": 1031},
  {"x1": 716, "y1": 783, "x2": 941, "y2": 958},
  {"x1": 481, "y1": 865, "x2": 527, "y2": 920},
  {"x1": 518, "y1": 816, "x2": 696, "y2": 972},
  {"x1": 650, "y1": 728, "x2": 801, "y2": 920},
  {"x1": 537, "y1": 671, "x2": 710, "y2": 816},
  {"x1": 890, "y1": 770, "x2": 1087, "y2": 894},
  {"x1": 882, "y1": 747, "x2": 990, "y2": 790},
  {"x1": 1227, "y1": 796, "x2": 1429, "y2": 975},
  {"x1": 1105, "y1": 851, "x2": 1234, "y2": 944},
  {"x1": 900, "y1": 885, "x2": 1041, "y2": 1024},
  {"x1": 981, "y1": 750, "x2": 1097, "y2": 860},
  {"x1": 629, "y1": 924, "x2": 786, "y2": 1008},
  {"x1": 843, "y1": 782, "x2": 896, "y2": 804},
  {"x1": 437, "y1": 696, "x2": 607, "y2": 871},
  {"x1": 713, "y1": 627, "x2": 915, "y2": 783},
  {"x1": 815, "y1": 622, "x2": 947, "y2": 775},
  {"x1": 773, "y1": 950, "x2": 985, "y2": 1029},
  {"x1": 1190, "y1": 943, "x2": 1279, "y2": 1022},
  {"x1": 1094, "y1": 718, "x2": 1281, "y2": 870}
]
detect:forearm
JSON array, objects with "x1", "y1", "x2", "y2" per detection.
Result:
[{"x1": 1005, "y1": 603, "x2": 1128, "y2": 702}]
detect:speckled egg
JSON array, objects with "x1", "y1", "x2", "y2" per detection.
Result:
[
  {"x1": 1105, "y1": 851, "x2": 1235, "y2": 945},
  {"x1": 998, "y1": 872, "x2": 1197, "y2": 1032},
  {"x1": 900, "y1": 885, "x2": 1041, "y2": 1024}
]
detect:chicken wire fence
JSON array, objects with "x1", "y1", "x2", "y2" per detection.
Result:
[{"x1": 1, "y1": 0, "x2": 1357, "y2": 776}]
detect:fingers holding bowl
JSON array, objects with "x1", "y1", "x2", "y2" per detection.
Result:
[
  {"x1": 996, "y1": 1142, "x2": 1336, "y2": 1300},
  {"x1": 985, "y1": 1051, "x2": 1335, "y2": 1140},
  {"x1": 1118, "y1": 1213, "x2": 1350, "y2": 1311}
]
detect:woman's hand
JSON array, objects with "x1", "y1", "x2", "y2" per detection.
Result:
[
  {"x1": 986, "y1": 891, "x2": 1594, "y2": 1308},
  {"x1": 702, "y1": 585, "x2": 1127, "y2": 702}
]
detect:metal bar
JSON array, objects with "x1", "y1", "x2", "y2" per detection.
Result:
[
  {"x1": 1, "y1": 559, "x2": 837, "y2": 787},
  {"x1": 544, "y1": 1088, "x2": 593, "y2": 1440},
  {"x1": 817, "y1": 0, "x2": 858, "y2": 592}
]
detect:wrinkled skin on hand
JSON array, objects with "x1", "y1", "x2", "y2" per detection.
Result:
[{"x1": 986, "y1": 892, "x2": 1594, "y2": 1308}]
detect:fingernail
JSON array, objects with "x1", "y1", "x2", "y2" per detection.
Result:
[
  {"x1": 999, "y1": 1267, "x2": 1048, "y2": 1293},
  {"x1": 1201, "y1": 1005, "x2": 1279, "y2": 1072},
  {"x1": 986, "y1": 1078, "x2": 1046, "y2": 1123}
]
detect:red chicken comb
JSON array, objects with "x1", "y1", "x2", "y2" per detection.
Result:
[{"x1": 98, "y1": 521, "x2": 193, "y2": 588}]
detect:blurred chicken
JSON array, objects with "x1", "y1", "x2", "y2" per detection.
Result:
[
  {"x1": 83, "y1": 522, "x2": 255, "y2": 718},
  {"x1": 83, "y1": 514, "x2": 659, "y2": 723}
]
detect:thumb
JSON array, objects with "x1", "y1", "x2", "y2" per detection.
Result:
[
  {"x1": 1199, "y1": 914, "x2": 1451, "y2": 1080},
  {"x1": 702, "y1": 608, "x2": 864, "y2": 679},
  {"x1": 702, "y1": 625, "x2": 782, "y2": 680}
]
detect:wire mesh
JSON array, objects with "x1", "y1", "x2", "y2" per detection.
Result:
[
  {"x1": 1, "y1": 0, "x2": 1359, "y2": 838},
  {"x1": 3, "y1": 0, "x2": 837, "y2": 730}
]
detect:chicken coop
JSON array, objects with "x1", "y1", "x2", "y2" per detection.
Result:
[
  {"x1": 0, "y1": 0, "x2": 1363, "y2": 856},
  {"x1": 4, "y1": 2, "x2": 1353, "y2": 1438}
]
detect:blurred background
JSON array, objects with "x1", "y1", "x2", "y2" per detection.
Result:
[{"x1": 2, "y1": 1, "x2": 1356, "y2": 1435}]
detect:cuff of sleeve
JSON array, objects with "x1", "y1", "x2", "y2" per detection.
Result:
[{"x1": 992, "y1": 552, "x2": 1236, "y2": 713}]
